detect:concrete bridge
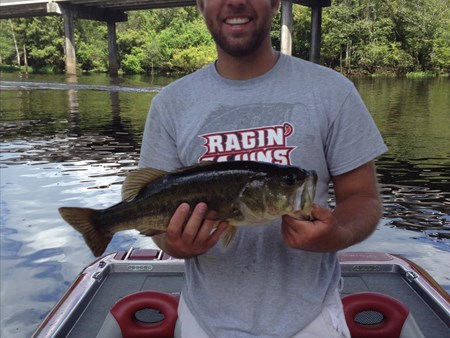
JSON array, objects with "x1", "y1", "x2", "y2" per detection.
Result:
[{"x1": 0, "y1": 0, "x2": 331, "y2": 74}]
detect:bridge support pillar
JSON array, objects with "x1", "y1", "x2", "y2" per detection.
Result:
[
  {"x1": 63, "y1": 13, "x2": 77, "y2": 75},
  {"x1": 281, "y1": 0, "x2": 293, "y2": 55},
  {"x1": 310, "y1": 6, "x2": 323, "y2": 64},
  {"x1": 108, "y1": 21, "x2": 119, "y2": 75}
]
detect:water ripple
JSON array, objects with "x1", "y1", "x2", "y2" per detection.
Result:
[
  {"x1": 1, "y1": 75, "x2": 449, "y2": 338},
  {"x1": 0, "y1": 80, "x2": 162, "y2": 93}
]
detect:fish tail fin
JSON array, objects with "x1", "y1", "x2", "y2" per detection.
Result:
[{"x1": 59, "y1": 207, "x2": 112, "y2": 257}]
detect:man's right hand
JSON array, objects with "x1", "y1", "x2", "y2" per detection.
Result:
[{"x1": 152, "y1": 202, "x2": 229, "y2": 258}]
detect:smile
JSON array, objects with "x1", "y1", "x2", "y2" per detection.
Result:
[{"x1": 225, "y1": 17, "x2": 251, "y2": 25}]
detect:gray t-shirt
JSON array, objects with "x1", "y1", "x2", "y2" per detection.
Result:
[{"x1": 139, "y1": 54, "x2": 387, "y2": 337}]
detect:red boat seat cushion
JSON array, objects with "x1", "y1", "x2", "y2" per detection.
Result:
[
  {"x1": 110, "y1": 290, "x2": 179, "y2": 338},
  {"x1": 342, "y1": 292, "x2": 410, "y2": 338}
]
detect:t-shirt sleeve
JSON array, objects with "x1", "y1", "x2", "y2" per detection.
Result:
[
  {"x1": 325, "y1": 85, "x2": 388, "y2": 176},
  {"x1": 138, "y1": 95, "x2": 183, "y2": 170}
]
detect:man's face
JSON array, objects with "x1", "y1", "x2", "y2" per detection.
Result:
[{"x1": 197, "y1": 0, "x2": 280, "y2": 57}]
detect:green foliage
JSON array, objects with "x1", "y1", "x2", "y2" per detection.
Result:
[
  {"x1": 121, "y1": 47, "x2": 146, "y2": 74},
  {"x1": 156, "y1": 17, "x2": 216, "y2": 72},
  {"x1": 75, "y1": 20, "x2": 108, "y2": 72},
  {"x1": 431, "y1": 44, "x2": 450, "y2": 73},
  {"x1": 116, "y1": 8, "x2": 215, "y2": 74},
  {"x1": 0, "y1": 20, "x2": 16, "y2": 64},
  {"x1": 0, "y1": 1, "x2": 448, "y2": 75},
  {"x1": 318, "y1": 0, "x2": 450, "y2": 74},
  {"x1": 406, "y1": 71, "x2": 437, "y2": 78},
  {"x1": 291, "y1": 7, "x2": 311, "y2": 60},
  {"x1": 356, "y1": 42, "x2": 415, "y2": 74},
  {"x1": 77, "y1": 40, "x2": 107, "y2": 72},
  {"x1": 20, "y1": 17, "x2": 65, "y2": 72},
  {"x1": 430, "y1": 3, "x2": 450, "y2": 73},
  {"x1": 169, "y1": 45, "x2": 216, "y2": 73},
  {"x1": 0, "y1": 64, "x2": 21, "y2": 72}
]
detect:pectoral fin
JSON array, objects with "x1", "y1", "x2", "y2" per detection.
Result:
[{"x1": 222, "y1": 226, "x2": 237, "y2": 247}]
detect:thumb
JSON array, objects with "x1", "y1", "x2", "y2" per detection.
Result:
[{"x1": 311, "y1": 204, "x2": 333, "y2": 221}]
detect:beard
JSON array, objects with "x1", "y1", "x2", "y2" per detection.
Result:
[{"x1": 205, "y1": 18, "x2": 272, "y2": 57}]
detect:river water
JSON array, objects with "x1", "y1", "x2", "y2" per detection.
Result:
[{"x1": 1, "y1": 72, "x2": 449, "y2": 337}]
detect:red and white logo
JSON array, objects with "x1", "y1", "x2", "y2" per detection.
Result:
[{"x1": 199, "y1": 123, "x2": 296, "y2": 165}]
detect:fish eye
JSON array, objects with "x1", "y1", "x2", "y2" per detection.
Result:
[{"x1": 283, "y1": 173, "x2": 296, "y2": 185}]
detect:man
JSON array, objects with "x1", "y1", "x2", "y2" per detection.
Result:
[{"x1": 139, "y1": 0, "x2": 387, "y2": 337}]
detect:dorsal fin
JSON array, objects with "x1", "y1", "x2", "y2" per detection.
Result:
[{"x1": 122, "y1": 168, "x2": 168, "y2": 201}]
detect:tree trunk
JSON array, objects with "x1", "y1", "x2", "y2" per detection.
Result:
[
  {"x1": 9, "y1": 19, "x2": 20, "y2": 66},
  {"x1": 23, "y1": 44, "x2": 28, "y2": 73},
  {"x1": 346, "y1": 41, "x2": 352, "y2": 74}
]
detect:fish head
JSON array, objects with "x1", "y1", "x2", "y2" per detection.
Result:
[{"x1": 261, "y1": 166, "x2": 317, "y2": 219}]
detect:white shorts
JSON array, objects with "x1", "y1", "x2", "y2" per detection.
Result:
[{"x1": 177, "y1": 289, "x2": 351, "y2": 338}]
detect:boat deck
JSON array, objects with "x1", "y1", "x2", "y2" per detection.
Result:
[
  {"x1": 33, "y1": 251, "x2": 450, "y2": 338},
  {"x1": 341, "y1": 269, "x2": 449, "y2": 336}
]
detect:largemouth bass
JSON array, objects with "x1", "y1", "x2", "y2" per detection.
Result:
[{"x1": 59, "y1": 161, "x2": 317, "y2": 257}]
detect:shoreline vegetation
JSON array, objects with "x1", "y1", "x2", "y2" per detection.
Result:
[
  {"x1": 1, "y1": 64, "x2": 446, "y2": 79},
  {"x1": 0, "y1": 1, "x2": 449, "y2": 77}
]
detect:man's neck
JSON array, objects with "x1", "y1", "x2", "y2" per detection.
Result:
[{"x1": 215, "y1": 46, "x2": 280, "y2": 81}]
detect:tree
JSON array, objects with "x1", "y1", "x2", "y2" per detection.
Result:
[
  {"x1": 117, "y1": 8, "x2": 215, "y2": 74},
  {"x1": 75, "y1": 20, "x2": 108, "y2": 72},
  {"x1": 14, "y1": 17, "x2": 65, "y2": 72},
  {"x1": 0, "y1": 2, "x2": 448, "y2": 75},
  {"x1": 0, "y1": 20, "x2": 16, "y2": 65},
  {"x1": 430, "y1": 1, "x2": 450, "y2": 73}
]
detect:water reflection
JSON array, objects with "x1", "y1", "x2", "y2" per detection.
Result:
[
  {"x1": 356, "y1": 77, "x2": 450, "y2": 164},
  {"x1": 0, "y1": 74, "x2": 449, "y2": 337},
  {"x1": 354, "y1": 77, "x2": 450, "y2": 240},
  {"x1": 0, "y1": 80, "x2": 161, "y2": 93},
  {"x1": 377, "y1": 156, "x2": 450, "y2": 240}
]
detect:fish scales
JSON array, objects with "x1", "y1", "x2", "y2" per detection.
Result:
[{"x1": 97, "y1": 173, "x2": 248, "y2": 231}]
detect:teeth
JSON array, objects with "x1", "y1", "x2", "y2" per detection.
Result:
[{"x1": 226, "y1": 17, "x2": 250, "y2": 25}]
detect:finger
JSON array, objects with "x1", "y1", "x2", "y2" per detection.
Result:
[
  {"x1": 311, "y1": 204, "x2": 333, "y2": 221},
  {"x1": 281, "y1": 215, "x2": 315, "y2": 248},
  {"x1": 281, "y1": 220, "x2": 300, "y2": 247},
  {"x1": 204, "y1": 209, "x2": 219, "y2": 221},
  {"x1": 182, "y1": 202, "x2": 208, "y2": 243},
  {"x1": 195, "y1": 216, "x2": 218, "y2": 243},
  {"x1": 282, "y1": 214, "x2": 308, "y2": 233},
  {"x1": 166, "y1": 203, "x2": 191, "y2": 240},
  {"x1": 281, "y1": 217, "x2": 300, "y2": 238},
  {"x1": 206, "y1": 221, "x2": 229, "y2": 247}
]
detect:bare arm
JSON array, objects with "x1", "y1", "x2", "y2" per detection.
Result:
[
  {"x1": 281, "y1": 161, "x2": 382, "y2": 252},
  {"x1": 152, "y1": 202, "x2": 229, "y2": 258}
]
